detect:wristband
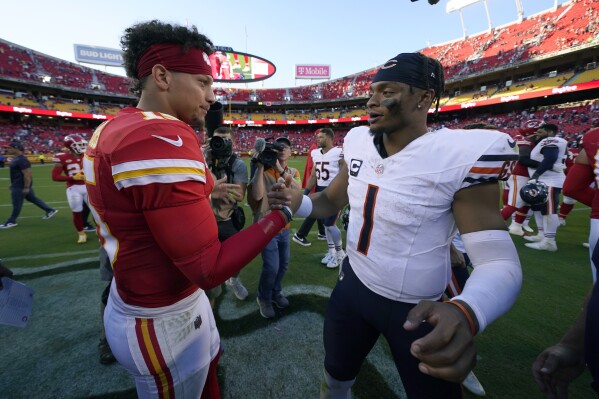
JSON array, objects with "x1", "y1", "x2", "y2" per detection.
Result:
[
  {"x1": 279, "y1": 206, "x2": 293, "y2": 223},
  {"x1": 445, "y1": 300, "x2": 477, "y2": 336},
  {"x1": 295, "y1": 195, "x2": 313, "y2": 218}
]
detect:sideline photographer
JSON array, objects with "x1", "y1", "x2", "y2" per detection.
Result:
[
  {"x1": 248, "y1": 136, "x2": 301, "y2": 318},
  {"x1": 204, "y1": 127, "x2": 249, "y2": 303}
]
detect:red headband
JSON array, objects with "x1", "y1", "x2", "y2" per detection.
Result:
[{"x1": 136, "y1": 43, "x2": 212, "y2": 78}]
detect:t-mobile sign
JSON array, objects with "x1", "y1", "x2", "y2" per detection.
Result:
[{"x1": 295, "y1": 64, "x2": 331, "y2": 79}]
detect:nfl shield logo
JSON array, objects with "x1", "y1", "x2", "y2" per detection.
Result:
[{"x1": 375, "y1": 163, "x2": 384, "y2": 175}]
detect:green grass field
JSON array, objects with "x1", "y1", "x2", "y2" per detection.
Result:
[{"x1": 0, "y1": 160, "x2": 596, "y2": 398}]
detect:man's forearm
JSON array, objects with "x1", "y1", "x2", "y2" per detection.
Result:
[{"x1": 307, "y1": 188, "x2": 345, "y2": 219}]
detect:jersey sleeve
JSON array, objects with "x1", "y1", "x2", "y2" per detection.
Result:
[
  {"x1": 461, "y1": 134, "x2": 519, "y2": 190},
  {"x1": 110, "y1": 121, "x2": 210, "y2": 210}
]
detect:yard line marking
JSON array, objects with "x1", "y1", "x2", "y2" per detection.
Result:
[
  {"x1": 5, "y1": 249, "x2": 99, "y2": 261},
  {"x1": 10, "y1": 257, "x2": 99, "y2": 275}
]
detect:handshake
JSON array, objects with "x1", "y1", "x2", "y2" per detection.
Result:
[{"x1": 72, "y1": 171, "x2": 85, "y2": 181}]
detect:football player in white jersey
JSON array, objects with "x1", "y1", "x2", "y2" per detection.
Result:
[
  {"x1": 303, "y1": 128, "x2": 346, "y2": 268},
  {"x1": 268, "y1": 52, "x2": 522, "y2": 399},
  {"x1": 523, "y1": 124, "x2": 568, "y2": 252}
]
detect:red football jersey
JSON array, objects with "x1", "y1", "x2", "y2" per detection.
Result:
[
  {"x1": 52, "y1": 152, "x2": 84, "y2": 188},
  {"x1": 511, "y1": 138, "x2": 534, "y2": 177},
  {"x1": 84, "y1": 107, "x2": 215, "y2": 307},
  {"x1": 580, "y1": 128, "x2": 599, "y2": 218},
  {"x1": 565, "y1": 147, "x2": 580, "y2": 174}
]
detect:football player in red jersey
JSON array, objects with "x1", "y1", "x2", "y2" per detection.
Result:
[
  {"x1": 51, "y1": 134, "x2": 88, "y2": 244},
  {"x1": 557, "y1": 144, "x2": 581, "y2": 226},
  {"x1": 84, "y1": 20, "x2": 293, "y2": 399}
]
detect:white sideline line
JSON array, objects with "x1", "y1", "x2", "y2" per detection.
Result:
[
  {"x1": 11, "y1": 257, "x2": 99, "y2": 275},
  {"x1": 4, "y1": 249, "x2": 99, "y2": 261},
  {"x1": 0, "y1": 201, "x2": 68, "y2": 207}
]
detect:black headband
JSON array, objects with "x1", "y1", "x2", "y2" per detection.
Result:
[{"x1": 372, "y1": 53, "x2": 441, "y2": 91}]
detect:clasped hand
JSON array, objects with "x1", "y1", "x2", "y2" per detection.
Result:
[
  {"x1": 267, "y1": 175, "x2": 298, "y2": 211},
  {"x1": 403, "y1": 300, "x2": 477, "y2": 382}
]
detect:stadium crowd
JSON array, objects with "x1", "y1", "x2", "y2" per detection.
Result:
[
  {"x1": 1, "y1": 100, "x2": 596, "y2": 157},
  {"x1": 1, "y1": 2, "x2": 599, "y2": 398}
]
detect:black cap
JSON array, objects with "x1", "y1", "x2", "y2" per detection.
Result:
[
  {"x1": 8, "y1": 141, "x2": 24, "y2": 151},
  {"x1": 373, "y1": 52, "x2": 442, "y2": 91},
  {"x1": 275, "y1": 137, "x2": 291, "y2": 147}
]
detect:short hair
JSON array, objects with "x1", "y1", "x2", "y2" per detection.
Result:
[
  {"x1": 120, "y1": 20, "x2": 214, "y2": 96},
  {"x1": 316, "y1": 128, "x2": 334, "y2": 139},
  {"x1": 463, "y1": 122, "x2": 499, "y2": 130},
  {"x1": 214, "y1": 126, "x2": 233, "y2": 138},
  {"x1": 540, "y1": 123, "x2": 558, "y2": 134}
]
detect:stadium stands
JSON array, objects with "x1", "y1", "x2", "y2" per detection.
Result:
[
  {"x1": 1, "y1": 0, "x2": 598, "y2": 103},
  {"x1": 0, "y1": 0, "x2": 597, "y2": 162}
]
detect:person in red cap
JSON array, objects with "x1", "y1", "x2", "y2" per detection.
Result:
[
  {"x1": 84, "y1": 20, "x2": 293, "y2": 398},
  {"x1": 0, "y1": 141, "x2": 58, "y2": 229}
]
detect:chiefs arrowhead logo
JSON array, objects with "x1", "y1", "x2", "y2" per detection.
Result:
[{"x1": 523, "y1": 119, "x2": 544, "y2": 129}]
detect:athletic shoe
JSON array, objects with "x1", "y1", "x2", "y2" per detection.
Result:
[
  {"x1": 525, "y1": 240, "x2": 558, "y2": 252},
  {"x1": 523, "y1": 233, "x2": 544, "y2": 242},
  {"x1": 83, "y1": 225, "x2": 96, "y2": 232},
  {"x1": 326, "y1": 256, "x2": 341, "y2": 269},
  {"x1": 43, "y1": 209, "x2": 59, "y2": 220},
  {"x1": 292, "y1": 233, "x2": 311, "y2": 247},
  {"x1": 242, "y1": 66, "x2": 251, "y2": 72},
  {"x1": 321, "y1": 253, "x2": 335, "y2": 265},
  {"x1": 558, "y1": 217, "x2": 566, "y2": 227},
  {"x1": 225, "y1": 277, "x2": 248, "y2": 300},
  {"x1": 508, "y1": 224, "x2": 525, "y2": 236},
  {"x1": 583, "y1": 242, "x2": 590, "y2": 248},
  {"x1": 77, "y1": 232, "x2": 87, "y2": 244},
  {"x1": 462, "y1": 371, "x2": 486, "y2": 397},
  {"x1": 272, "y1": 295, "x2": 289, "y2": 309},
  {"x1": 522, "y1": 224, "x2": 534, "y2": 233},
  {"x1": 317, "y1": 233, "x2": 327, "y2": 240},
  {"x1": 256, "y1": 297, "x2": 275, "y2": 318},
  {"x1": 98, "y1": 338, "x2": 116, "y2": 365},
  {"x1": 327, "y1": 250, "x2": 347, "y2": 269},
  {"x1": 0, "y1": 222, "x2": 17, "y2": 229},
  {"x1": 336, "y1": 249, "x2": 346, "y2": 262}
]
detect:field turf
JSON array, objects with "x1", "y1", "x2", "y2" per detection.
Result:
[{"x1": 0, "y1": 160, "x2": 596, "y2": 398}]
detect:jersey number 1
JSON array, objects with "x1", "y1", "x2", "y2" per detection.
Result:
[{"x1": 357, "y1": 184, "x2": 379, "y2": 255}]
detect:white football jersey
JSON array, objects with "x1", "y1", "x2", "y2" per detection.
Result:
[
  {"x1": 528, "y1": 136, "x2": 567, "y2": 188},
  {"x1": 343, "y1": 126, "x2": 518, "y2": 302},
  {"x1": 311, "y1": 146, "x2": 343, "y2": 187}
]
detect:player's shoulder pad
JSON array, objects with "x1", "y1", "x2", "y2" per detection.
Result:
[{"x1": 344, "y1": 125, "x2": 370, "y2": 143}]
